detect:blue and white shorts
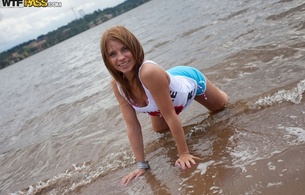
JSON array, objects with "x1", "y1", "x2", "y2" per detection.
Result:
[{"x1": 167, "y1": 66, "x2": 207, "y2": 96}]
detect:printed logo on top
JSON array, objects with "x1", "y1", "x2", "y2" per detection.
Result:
[{"x1": 0, "y1": 0, "x2": 62, "y2": 8}]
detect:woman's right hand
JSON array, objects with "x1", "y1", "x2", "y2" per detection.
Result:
[
  {"x1": 175, "y1": 153, "x2": 200, "y2": 170},
  {"x1": 121, "y1": 169, "x2": 146, "y2": 186}
]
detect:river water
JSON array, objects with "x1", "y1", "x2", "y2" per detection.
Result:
[{"x1": 1, "y1": 0, "x2": 305, "y2": 194}]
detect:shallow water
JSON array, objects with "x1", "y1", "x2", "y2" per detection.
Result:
[{"x1": 1, "y1": 0, "x2": 305, "y2": 194}]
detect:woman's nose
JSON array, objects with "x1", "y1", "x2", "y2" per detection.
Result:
[{"x1": 117, "y1": 52, "x2": 125, "y2": 61}]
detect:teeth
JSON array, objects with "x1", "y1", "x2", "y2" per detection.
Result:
[{"x1": 118, "y1": 62, "x2": 128, "y2": 67}]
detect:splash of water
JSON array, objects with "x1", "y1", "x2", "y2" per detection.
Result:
[
  {"x1": 253, "y1": 79, "x2": 305, "y2": 108},
  {"x1": 196, "y1": 160, "x2": 215, "y2": 175},
  {"x1": 10, "y1": 150, "x2": 135, "y2": 195},
  {"x1": 278, "y1": 125, "x2": 305, "y2": 146}
]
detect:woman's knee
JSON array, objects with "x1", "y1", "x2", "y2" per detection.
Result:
[
  {"x1": 152, "y1": 126, "x2": 169, "y2": 133},
  {"x1": 150, "y1": 116, "x2": 169, "y2": 133}
]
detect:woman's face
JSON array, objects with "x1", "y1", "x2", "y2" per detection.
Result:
[{"x1": 107, "y1": 40, "x2": 136, "y2": 76}]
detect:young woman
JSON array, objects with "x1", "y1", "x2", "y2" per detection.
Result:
[{"x1": 100, "y1": 26, "x2": 228, "y2": 185}]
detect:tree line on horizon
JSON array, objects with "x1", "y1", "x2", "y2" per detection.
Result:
[{"x1": 0, "y1": 0, "x2": 150, "y2": 70}]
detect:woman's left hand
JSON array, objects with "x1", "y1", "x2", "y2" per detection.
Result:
[{"x1": 175, "y1": 153, "x2": 201, "y2": 170}]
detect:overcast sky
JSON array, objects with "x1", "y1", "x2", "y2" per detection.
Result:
[{"x1": 0, "y1": 0, "x2": 125, "y2": 52}]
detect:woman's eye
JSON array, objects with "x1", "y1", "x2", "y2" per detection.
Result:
[
  {"x1": 122, "y1": 47, "x2": 129, "y2": 52},
  {"x1": 109, "y1": 52, "x2": 115, "y2": 57}
]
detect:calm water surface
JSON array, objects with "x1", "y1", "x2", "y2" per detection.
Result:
[{"x1": 1, "y1": 0, "x2": 305, "y2": 194}]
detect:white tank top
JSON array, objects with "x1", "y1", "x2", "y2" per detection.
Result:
[{"x1": 117, "y1": 60, "x2": 197, "y2": 116}]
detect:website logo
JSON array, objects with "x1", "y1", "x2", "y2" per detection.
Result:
[{"x1": 0, "y1": 0, "x2": 62, "y2": 8}]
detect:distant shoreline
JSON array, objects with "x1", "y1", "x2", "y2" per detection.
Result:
[{"x1": 0, "y1": 0, "x2": 150, "y2": 70}]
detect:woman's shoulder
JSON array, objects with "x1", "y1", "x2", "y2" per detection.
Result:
[
  {"x1": 142, "y1": 60, "x2": 158, "y2": 65},
  {"x1": 140, "y1": 61, "x2": 169, "y2": 85},
  {"x1": 141, "y1": 61, "x2": 165, "y2": 76}
]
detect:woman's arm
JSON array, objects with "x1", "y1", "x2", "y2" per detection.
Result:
[
  {"x1": 111, "y1": 80, "x2": 147, "y2": 185},
  {"x1": 140, "y1": 63, "x2": 200, "y2": 169}
]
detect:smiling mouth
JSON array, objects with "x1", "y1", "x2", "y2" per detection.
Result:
[{"x1": 118, "y1": 61, "x2": 129, "y2": 67}]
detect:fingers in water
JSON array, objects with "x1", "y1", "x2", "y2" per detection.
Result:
[{"x1": 121, "y1": 169, "x2": 147, "y2": 186}]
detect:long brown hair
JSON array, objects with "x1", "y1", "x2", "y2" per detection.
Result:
[{"x1": 100, "y1": 26, "x2": 145, "y2": 102}]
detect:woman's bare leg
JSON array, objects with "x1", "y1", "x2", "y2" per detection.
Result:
[
  {"x1": 195, "y1": 78, "x2": 228, "y2": 111},
  {"x1": 150, "y1": 115, "x2": 169, "y2": 133}
]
